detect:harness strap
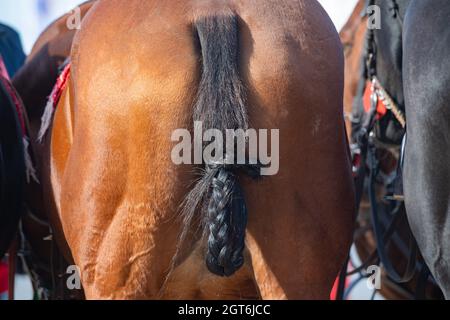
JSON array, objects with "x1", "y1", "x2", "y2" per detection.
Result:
[
  {"x1": 414, "y1": 263, "x2": 431, "y2": 300},
  {"x1": 0, "y1": 55, "x2": 25, "y2": 133},
  {"x1": 0, "y1": 55, "x2": 38, "y2": 184},
  {"x1": 7, "y1": 235, "x2": 17, "y2": 300},
  {"x1": 1, "y1": 54, "x2": 19, "y2": 300},
  {"x1": 347, "y1": 0, "x2": 434, "y2": 299},
  {"x1": 372, "y1": 77, "x2": 406, "y2": 128},
  {"x1": 0, "y1": 54, "x2": 9, "y2": 79},
  {"x1": 37, "y1": 62, "x2": 71, "y2": 143},
  {"x1": 335, "y1": 256, "x2": 350, "y2": 300},
  {"x1": 368, "y1": 143, "x2": 417, "y2": 283},
  {"x1": 349, "y1": 61, "x2": 417, "y2": 294},
  {"x1": 1, "y1": 54, "x2": 42, "y2": 300}
]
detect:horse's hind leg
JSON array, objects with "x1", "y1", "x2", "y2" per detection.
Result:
[
  {"x1": 403, "y1": 0, "x2": 450, "y2": 298},
  {"x1": 239, "y1": 2, "x2": 355, "y2": 299}
]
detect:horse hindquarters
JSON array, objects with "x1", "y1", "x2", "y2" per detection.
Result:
[
  {"x1": 403, "y1": 0, "x2": 450, "y2": 298},
  {"x1": 234, "y1": 2, "x2": 355, "y2": 299},
  {"x1": 52, "y1": 0, "x2": 355, "y2": 299}
]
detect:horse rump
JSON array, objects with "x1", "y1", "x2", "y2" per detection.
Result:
[{"x1": 0, "y1": 78, "x2": 25, "y2": 258}]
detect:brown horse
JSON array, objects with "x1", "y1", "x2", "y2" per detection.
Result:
[
  {"x1": 12, "y1": 1, "x2": 95, "y2": 298},
  {"x1": 14, "y1": 0, "x2": 95, "y2": 141},
  {"x1": 340, "y1": 0, "x2": 443, "y2": 300},
  {"x1": 37, "y1": 0, "x2": 354, "y2": 299},
  {"x1": 340, "y1": 0, "x2": 367, "y2": 142}
]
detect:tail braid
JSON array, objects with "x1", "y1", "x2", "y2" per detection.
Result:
[{"x1": 205, "y1": 166, "x2": 247, "y2": 276}]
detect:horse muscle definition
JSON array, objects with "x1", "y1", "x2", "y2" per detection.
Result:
[
  {"x1": 3, "y1": 0, "x2": 449, "y2": 301},
  {"x1": 403, "y1": 0, "x2": 450, "y2": 298},
  {"x1": 42, "y1": 0, "x2": 355, "y2": 299}
]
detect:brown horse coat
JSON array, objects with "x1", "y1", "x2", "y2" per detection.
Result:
[
  {"x1": 340, "y1": 0, "x2": 367, "y2": 141},
  {"x1": 45, "y1": 0, "x2": 354, "y2": 299}
]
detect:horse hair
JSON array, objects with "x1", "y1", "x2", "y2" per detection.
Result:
[
  {"x1": 179, "y1": 13, "x2": 251, "y2": 277},
  {"x1": 0, "y1": 78, "x2": 25, "y2": 258}
]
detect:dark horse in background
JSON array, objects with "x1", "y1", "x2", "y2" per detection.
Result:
[
  {"x1": 403, "y1": 0, "x2": 450, "y2": 298},
  {"x1": 351, "y1": 0, "x2": 450, "y2": 298},
  {"x1": 10, "y1": 1, "x2": 95, "y2": 299},
  {"x1": 340, "y1": 0, "x2": 442, "y2": 300},
  {"x1": 0, "y1": 23, "x2": 26, "y2": 259},
  {"x1": 0, "y1": 23, "x2": 26, "y2": 77}
]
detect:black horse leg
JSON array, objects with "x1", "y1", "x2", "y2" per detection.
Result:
[{"x1": 403, "y1": 0, "x2": 450, "y2": 298}]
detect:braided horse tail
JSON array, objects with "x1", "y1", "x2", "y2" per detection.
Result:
[{"x1": 181, "y1": 13, "x2": 252, "y2": 277}]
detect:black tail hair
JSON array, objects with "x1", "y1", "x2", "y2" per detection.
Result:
[{"x1": 180, "y1": 13, "x2": 251, "y2": 277}]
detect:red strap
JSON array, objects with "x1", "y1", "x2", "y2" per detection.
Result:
[
  {"x1": 51, "y1": 63, "x2": 71, "y2": 111},
  {"x1": 0, "y1": 54, "x2": 8, "y2": 79},
  {"x1": 363, "y1": 80, "x2": 388, "y2": 119},
  {"x1": 0, "y1": 261, "x2": 7, "y2": 294},
  {"x1": 1, "y1": 54, "x2": 25, "y2": 300},
  {"x1": 8, "y1": 237, "x2": 18, "y2": 300},
  {"x1": 0, "y1": 77, "x2": 26, "y2": 135},
  {"x1": 0, "y1": 54, "x2": 27, "y2": 135}
]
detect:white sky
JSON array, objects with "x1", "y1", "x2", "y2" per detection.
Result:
[
  {"x1": 0, "y1": 0, "x2": 85, "y2": 52},
  {"x1": 319, "y1": 0, "x2": 359, "y2": 31},
  {"x1": 0, "y1": 0, "x2": 358, "y2": 53}
]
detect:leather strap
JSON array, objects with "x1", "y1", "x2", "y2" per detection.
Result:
[
  {"x1": 8, "y1": 235, "x2": 17, "y2": 300},
  {"x1": 367, "y1": 143, "x2": 417, "y2": 283}
]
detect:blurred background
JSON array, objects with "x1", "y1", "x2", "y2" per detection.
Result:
[
  {"x1": 0, "y1": 0, "x2": 358, "y2": 54},
  {"x1": 0, "y1": 0, "x2": 88, "y2": 53},
  {"x1": 2, "y1": 0, "x2": 376, "y2": 300}
]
